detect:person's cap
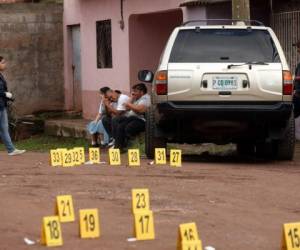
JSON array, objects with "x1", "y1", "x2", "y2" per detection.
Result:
[{"x1": 293, "y1": 40, "x2": 300, "y2": 48}]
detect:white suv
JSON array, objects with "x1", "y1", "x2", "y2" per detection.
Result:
[{"x1": 139, "y1": 20, "x2": 295, "y2": 160}]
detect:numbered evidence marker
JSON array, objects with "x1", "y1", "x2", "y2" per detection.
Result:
[
  {"x1": 50, "y1": 149, "x2": 63, "y2": 167},
  {"x1": 74, "y1": 147, "x2": 85, "y2": 164},
  {"x1": 71, "y1": 148, "x2": 82, "y2": 166},
  {"x1": 79, "y1": 209, "x2": 100, "y2": 239},
  {"x1": 155, "y1": 148, "x2": 167, "y2": 165},
  {"x1": 109, "y1": 148, "x2": 121, "y2": 166},
  {"x1": 282, "y1": 222, "x2": 300, "y2": 250},
  {"x1": 177, "y1": 222, "x2": 203, "y2": 250},
  {"x1": 132, "y1": 189, "x2": 150, "y2": 214},
  {"x1": 181, "y1": 241, "x2": 203, "y2": 250},
  {"x1": 134, "y1": 211, "x2": 155, "y2": 240},
  {"x1": 89, "y1": 148, "x2": 100, "y2": 164},
  {"x1": 170, "y1": 149, "x2": 182, "y2": 167},
  {"x1": 56, "y1": 195, "x2": 75, "y2": 222},
  {"x1": 128, "y1": 149, "x2": 140, "y2": 167},
  {"x1": 41, "y1": 216, "x2": 63, "y2": 247},
  {"x1": 62, "y1": 149, "x2": 74, "y2": 167}
]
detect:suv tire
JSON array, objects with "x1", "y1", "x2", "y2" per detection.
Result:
[
  {"x1": 145, "y1": 106, "x2": 166, "y2": 159},
  {"x1": 276, "y1": 112, "x2": 295, "y2": 160}
]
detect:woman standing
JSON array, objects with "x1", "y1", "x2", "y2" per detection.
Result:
[{"x1": 0, "y1": 56, "x2": 25, "y2": 155}]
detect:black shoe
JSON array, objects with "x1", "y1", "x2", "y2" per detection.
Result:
[
  {"x1": 100, "y1": 143, "x2": 108, "y2": 149},
  {"x1": 91, "y1": 143, "x2": 99, "y2": 147}
]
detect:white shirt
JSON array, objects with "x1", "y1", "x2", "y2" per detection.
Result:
[{"x1": 116, "y1": 94, "x2": 130, "y2": 111}]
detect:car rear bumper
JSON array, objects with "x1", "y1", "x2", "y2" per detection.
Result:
[
  {"x1": 157, "y1": 101, "x2": 292, "y2": 119},
  {"x1": 155, "y1": 101, "x2": 293, "y2": 143}
]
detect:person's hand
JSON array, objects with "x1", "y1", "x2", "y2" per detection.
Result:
[
  {"x1": 104, "y1": 97, "x2": 111, "y2": 105},
  {"x1": 5, "y1": 92, "x2": 12, "y2": 99},
  {"x1": 124, "y1": 102, "x2": 131, "y2": 109}
]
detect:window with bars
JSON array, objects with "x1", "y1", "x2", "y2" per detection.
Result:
[{"x1": 96, "y1": 19, "x2": 112, "y2": 68}]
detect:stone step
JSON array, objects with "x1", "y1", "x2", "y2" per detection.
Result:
[{"x1": 45, "y1": 119, "x2": 89, "y2": 139}]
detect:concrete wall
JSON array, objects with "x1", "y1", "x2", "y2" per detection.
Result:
[{"x1": 0, "y1": 3, "x2": 64, "y2": 115}]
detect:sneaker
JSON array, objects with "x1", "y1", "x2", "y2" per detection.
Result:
[
  {"x1": 91, "y1": 143, "x2": 99, "y2": 147},
  {"x1": 8, "y1": 149, "x2": 26, "y2": 156},
  {"x1": 108, "y1": 138, "x2": 115, "y2": 147}
]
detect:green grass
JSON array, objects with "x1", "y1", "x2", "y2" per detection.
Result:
[{"x1": 0, "y1": 135, "x2": 89, "y2": 152}]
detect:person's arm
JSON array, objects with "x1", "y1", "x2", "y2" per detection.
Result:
[
  {"x1": 107, "y1": 95, "x2": 129, "y2": 115},
  {"x1": 0, "y1": 78, "x2": 7, "y2": 97},
  {"x1": 104, "y1": 99, "x2": 120, "y2": 116},
  {"x1": 125, "y1": 102, "x2": 147, "y2": 114},
  {"x1": 94, "y1": 113, "x2": 102, "y2": 122}
]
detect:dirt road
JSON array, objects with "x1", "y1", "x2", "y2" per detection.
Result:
[{"x1": 0, "y1": 150, "x2": 300, "y2": 250}]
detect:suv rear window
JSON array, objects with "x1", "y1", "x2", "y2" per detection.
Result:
[{"x1": 169, "y1": 29, "x2": 280, "y2": 63}]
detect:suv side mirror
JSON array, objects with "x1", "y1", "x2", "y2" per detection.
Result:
[{"x1": 138, "y1": 70, "x2": 154, "y2": 83}]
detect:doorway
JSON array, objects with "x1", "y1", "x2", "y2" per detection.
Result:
[
  {"x1": 129, "y1": 9, "x2": 183, "y2": 85},
  {"x1": 70, "y1": 25, "x2": 82, "y2": 111}
]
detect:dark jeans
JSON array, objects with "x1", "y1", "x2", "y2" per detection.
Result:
[
  {"x1": 112, "y1": 116, "x2": 145, "y2": 149},
  {"x1": 101, "y1": 115, "x2": 112, "y2": 137}
]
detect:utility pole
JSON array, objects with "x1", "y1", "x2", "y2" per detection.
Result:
[{"x1": 232, "y1": 0, "x2": 250, "y2": 20}]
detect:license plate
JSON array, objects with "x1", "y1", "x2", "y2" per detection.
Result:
[{"x1": 212, "y1": 76, "x2": 238, "y2": 90}]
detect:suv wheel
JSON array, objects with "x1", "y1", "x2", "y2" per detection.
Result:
[
  {"x1": 276, "y1": 113, "x2": 295, "y2": 161},
  {"x1": 145, "y1": 106, "x2": 166, "y2": 159}
]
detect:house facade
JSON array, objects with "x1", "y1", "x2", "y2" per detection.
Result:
[{"x1": 63, "y1": 0, "x2": 231, "y2": 119}]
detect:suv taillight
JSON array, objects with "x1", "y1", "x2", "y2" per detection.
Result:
[
  {"x1": 283, "y1": 70, "x2": 293, "y2": 95},
  {"x1": 155, "y1": 70, "x2": 168, "y2": 95}
]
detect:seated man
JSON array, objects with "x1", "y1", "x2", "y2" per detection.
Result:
[
  {"x1": 111, "y1": 83, "x2": 151, "y2": 151},
  {"x1": 87, "y1": 86, "x2": 112, "y2": 147},
  {"x1": 102, "y1": 89, "x2": 130, "y2": 145}
]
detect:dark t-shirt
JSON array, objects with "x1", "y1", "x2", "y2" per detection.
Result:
[{"x1": 0, "y1": 73, "x2": 8, "y2": 111}]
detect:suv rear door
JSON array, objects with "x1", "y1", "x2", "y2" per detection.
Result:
[{"x1": 167, "y1": 27, "x2": 283, "y2": 102}]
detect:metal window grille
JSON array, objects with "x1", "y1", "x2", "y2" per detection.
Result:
[
  {"x1": 271, "y1": 11, "x2": 300, "y2": 74},
  {"x1": 96, "y1": 19, "x2": 112, "y2": 68}
]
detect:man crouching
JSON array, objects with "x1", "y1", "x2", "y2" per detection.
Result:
[{"x1": 112, "y1": 83, "x2": 151, "y2": 152}]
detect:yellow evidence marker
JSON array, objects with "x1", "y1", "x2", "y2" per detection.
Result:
[
  {"x1": 155, "y1": 148, "x2": 166, "y2": 165},
  {"x1": 41, "y1": 216, "x2": 63, "y2": 247},
  {"x1": 128, "y1": 149, "x2": 140, "y2": 166},
  {"x1": 132, "y1": 189, "x2": 150, "y2": 213},
  {"x1": 281, "y1": 222, "x2": 300, "y2": 250},
  {"x1": 79, "y1": 209, "x2": 100, "y2": 239},
  {"x1": 56, "y1": 195, "x2": 75, "y2": 222},
  {"x1": 177, "y1": 222, "x2": 202, "y2": 250},
  {"x1": 50, "y1": 149, "x2": 62, "y2": 167},
  {"x1": 74, "y1": 147, "x2": 85, "y2": 164},
  {"x1": 71, "y1": 148, "x2": 81, "y2": 166},
  {"x1": 181, "y1": 240, "x2": 203, "y2": 250},
  {"x1": 89, "y1": 148, "x2": 100, "y2": 164},
  {"x1": 134, "y1": 210, "x2": 155, "y2": 240},
  {"x1": 62, "y1": 149, "x2": 74, "y2": 167},
  {"x1": 170, "y1": 149, "x2": 182, "y2": 167},
  {"x1": 109, "y1": 148, "x2": 121, "y2": 166}
]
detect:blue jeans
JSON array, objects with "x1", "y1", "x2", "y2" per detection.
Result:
[
  {"x1": 95, "y1": 120, "x2": 109, "y2": 144},
  {"x1": 87, "y1": 119, "x2": 109, "y2": 144},
  {"x1": 0, "y1": 108, "x2": 15, "y2": 153}
]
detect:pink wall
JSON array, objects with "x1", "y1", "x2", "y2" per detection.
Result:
[
  {"x1": 129, "y1": 9, "x2": 183, "y2": 87},
  {"x1": 64, "y1": 0, "x2": 207, "y2": 119}
]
